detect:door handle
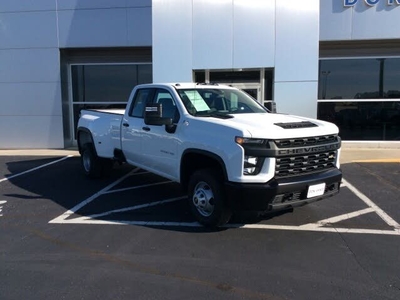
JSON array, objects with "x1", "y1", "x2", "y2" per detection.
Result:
[
  {"x1": 122, "y1": 123, "x2": 129, "y2": 127},
  {"x1": 142, "y1": 126, "x2": 150, "y2": 131}
]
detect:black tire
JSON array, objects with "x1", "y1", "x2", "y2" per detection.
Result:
[
  {"x1": 81, "y1": 143, "x2": 113, "y2": 178},
  {"x1": 188, "y1": 168, "x2": 232, "y2": 227}
]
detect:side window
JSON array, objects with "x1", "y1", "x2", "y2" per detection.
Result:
[
  {"x1": 153, "y1": 89, "x2": 180, "y2": 122},
  {"x1": 129, "y1": 88, "x2": 153, "y2": 118}
]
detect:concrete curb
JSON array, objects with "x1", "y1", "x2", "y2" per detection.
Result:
[
  {"x1": 342, "y1": 141, "x2": 400, "y2": 149},
  {"x1": 340, "y1": 148, "x2": 400, "y2": 164},
  {"x1": 0, "y1": 148, "x2": 398, "y2": 165},
  {"x1": 0, "y1": 149, "x2": 79, "y2": 156}
]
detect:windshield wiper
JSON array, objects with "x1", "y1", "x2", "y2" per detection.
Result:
[{"x1": 195, "y1": 111, "x2": 234, "y2": 119}]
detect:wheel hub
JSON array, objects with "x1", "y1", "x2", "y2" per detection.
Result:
[{"x1": 193, "y1": 181, "x2": 215, "y2": 217}]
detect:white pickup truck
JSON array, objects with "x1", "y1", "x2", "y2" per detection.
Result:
[{"x1": 77, "y1": 83, "x2": 342, "y2": 227}]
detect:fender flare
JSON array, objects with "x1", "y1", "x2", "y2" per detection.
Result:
[
  {"x1": 181, "y1": 148, "x2": 228, "y2": 182},
  {"x1": 76, "y1": 127, "x2": 96, "y2": 155}
]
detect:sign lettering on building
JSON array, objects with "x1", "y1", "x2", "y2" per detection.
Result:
[{"x1": 344, "y1": 0, "x2": 400, "y2": 6}]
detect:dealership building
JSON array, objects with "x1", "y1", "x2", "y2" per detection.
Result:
[{"x1": 0, "y1": 0, "x2": 399, "y2": 149}]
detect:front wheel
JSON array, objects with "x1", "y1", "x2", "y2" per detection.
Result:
[{"x1": 188, "y1": 169, "x2": 232, "y2": 227}]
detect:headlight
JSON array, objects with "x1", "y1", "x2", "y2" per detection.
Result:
[
  {"x1": 236, "y1": 137, "x2": 268, "y2": 175},
  {"x1": 244, "y1": 156, "x2": 258, "y2": 175}
]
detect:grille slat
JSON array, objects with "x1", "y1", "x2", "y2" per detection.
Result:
[{"x1": 275, "y1": 135, "x2": 338, "y2": 148}]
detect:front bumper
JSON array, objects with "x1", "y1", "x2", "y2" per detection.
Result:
[{"x1": 225, "y1": 168, "x2": 342, "y2": 211}]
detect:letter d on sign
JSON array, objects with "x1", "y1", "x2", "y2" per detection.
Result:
[{"x1": 344, "y1": 0, "x2": 358, "y2": 6}]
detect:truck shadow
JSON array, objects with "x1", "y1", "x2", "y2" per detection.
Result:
[
  {"x1": 4, "y1": 156, "x2": 294, "y2": 233},
  {"x1": 231, "y1": 208, "x2": 294, "y2": 224}
]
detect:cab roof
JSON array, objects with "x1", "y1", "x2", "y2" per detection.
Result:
[{"x1": 140, "y1": 82, "x2": 236, "y2": 90}]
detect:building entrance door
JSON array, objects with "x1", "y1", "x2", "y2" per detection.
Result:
[{"x1": 223, "y1": 83, "x2": 261, "y2": 103}]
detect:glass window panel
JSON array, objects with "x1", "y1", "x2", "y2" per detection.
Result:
[
  {"x1": 319, "y1": 59, "x2": 380, "y2": 100},
  {"x1": 138, "y1": 64, "x2": 153, "y2": 85},
  {"x1": 84, "y1": 65, "x2": 136, "y2": 103},
  {"x1": 384, "y1": 58, "x2": 400, "y2": 99},
  {"x1": 194, "y1": 71, "x2": 205, "y2": 83},
  {"x1": 264, "y1": 69, "x2": 274, "y2": 100},
  {"x1": 210, "y1": 70, "x2": 259, "y2": 83},
  {"x1": 71, "y1": 65, "x2": 85, "y2": 103},
  {"x1": 318, "y1": 101, "x2": 400, "y2": 141},
  {"x1": 71, "y1": 64, "x2": 153, "y2": 103}
]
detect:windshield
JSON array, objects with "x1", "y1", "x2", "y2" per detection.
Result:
[{"x1": 177, "y1": 88, "x2": 268, "y2": 117}]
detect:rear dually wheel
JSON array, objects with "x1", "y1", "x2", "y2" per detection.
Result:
[{"x1": 81, "y1": 143, "x2": 113, "y2": 178}]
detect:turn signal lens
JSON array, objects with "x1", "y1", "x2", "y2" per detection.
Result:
[
  {"x1": 235, "y1": 136, "x2": 269, "y2": 148},
  {"x1": 235, "y1": 137, "x2": 268, "y2": 146},
  {"x1": 235, "y1": 136, "x2": 245, "y2": 145}
]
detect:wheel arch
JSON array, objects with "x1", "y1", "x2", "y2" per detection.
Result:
[
  {"x1": 77, "y1": 127, "x2": 96, "y2": 155},
  {"x1": 180, "y1": 149, "x2": 228, "y2": 192}
]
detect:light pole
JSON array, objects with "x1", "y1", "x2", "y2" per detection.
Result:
[{"x1": 321, "y1": 70, "x2": 331, "y2": 100}]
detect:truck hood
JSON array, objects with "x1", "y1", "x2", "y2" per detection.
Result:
[{"x1": 196, "y1": 113, "x2": 339, "y2": 139}]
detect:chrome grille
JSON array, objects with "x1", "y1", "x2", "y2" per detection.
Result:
[{"x1": 274, "y1": 134, "x2": 339, "y2": 178}]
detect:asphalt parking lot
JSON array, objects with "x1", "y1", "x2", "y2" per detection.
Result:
[{"x1": 1, "y1": 153, "x2": 400, "y2": 300}]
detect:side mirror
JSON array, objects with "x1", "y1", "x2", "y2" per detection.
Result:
[{"x1": 144, "y1": 104, "x2": 173, "y2": 126}]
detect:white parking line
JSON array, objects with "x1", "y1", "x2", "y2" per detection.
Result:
[
  {"x1": 342, "y1": 178, "x2": 400, "y2": 230},
  {"x1": 49, "y1": 169, "x2": 177, "y2": 224},
  {"x1": 49, "y1": 168, "x2": 140, "y2": 223},
  {"x1": 49, "y1": 175, "x2": 400, "y2": 236},
  {"x1": 226, "y1": 224, "x2": 400, "y2": 235},
  {"x1": 103, "y1": 181, "x2": 172, "y2": 194},
  {"x1": 55, "y1": 196, "x2": 186, "y2": 224},
  {"x1": 299, "y1": 207, "x2": 375, "y2": 228},
  {"x1": 0, "y1": 200, "x2": 6, "y2": 217},
  {"x1": 0, "y1": 155, "x2": 73, "y2": 183}
]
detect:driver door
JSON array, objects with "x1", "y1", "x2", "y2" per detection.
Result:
[
  {"x1": 121, "y1": 88, "x2": 154, "y2": 166},
  {"x1": 141, "y1": 88, "x2": 181, "y2": 180}
]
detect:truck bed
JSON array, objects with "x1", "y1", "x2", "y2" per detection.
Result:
[
  {"x1": 78, "y1": 109, "x2": 125, "y2": 158},
  {"x1": 86, "y1": 108, "x2": 125, "y2": 115}
]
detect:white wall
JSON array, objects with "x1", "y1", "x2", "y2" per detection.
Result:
[
  {"x1": 153, "y1": 0, "x2": 320, "y2": 118},
  {"x1": 274, "y1": 0, "x2": 320, "y2": 118},
  {"x1": 320, "y1": 0, "x2": 400, "y2": 41},
  {"x1": 233, "y1": 0, "x2": 275, "y2": 68},
  {"x1": 0, "y1": 0, "x2": 152, "y2": 148},
  {"x1": 152, "y1": 0, "x2": 193, "y2": 82},
  {"x1": 0, "y1": 1, "x2": 63, "y2": 148},
  {"x1": 153, "y1": 0, "x2": 276, "y2": 80},
  {"x1": 57, "y1": 3, "x2": 151, "y2": 47}
]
